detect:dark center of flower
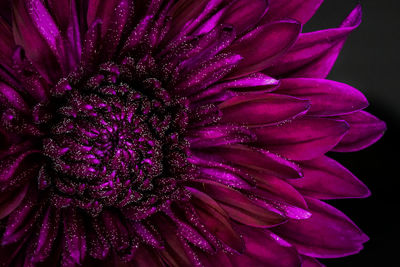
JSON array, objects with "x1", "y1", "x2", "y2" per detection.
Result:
[{"x1": 37, "y1": 60, "x2": 192, "y2": 216}]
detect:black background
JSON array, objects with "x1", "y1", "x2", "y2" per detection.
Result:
[{"x1": 304, "y1": 0, "x2": 400, "y2": 266}]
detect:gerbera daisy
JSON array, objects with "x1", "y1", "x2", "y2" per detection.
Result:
[{"x1": 0, "y1": 0, "x2": 386, "y2": 266}]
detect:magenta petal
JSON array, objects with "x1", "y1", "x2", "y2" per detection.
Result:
[
  {"x1": 289, "y1": 156, "x2": 370, "y2": 199},
  {"x1": 0, "y1": 184, "x2": 28, "y2": 219},
  {"x1": 197, "y1": 145, "x2": 303, "y2": 179},
  {"x1": 247, "y1": 171, "x2": 308, "y2": 209},
  {"x1": 301, "y1": 255, "x2": 326, "y2": 267},
  {"x1": 264, "y1": 5, "x2": 362, "y2": 78},
  {"x1": 0, "y1": 18, "x2": 14, "y2": 67},
  {"x1": 278, "y1": 78, "x2": 369, "y2": 116},
  {"x1": 252, "y1": 118, "x2": 349, "y2": 160},
  {"x1": 219, "y1": 93, "x2": 310, "y2": 126},
  {"x1": 101, "y1": 0, "x2": 132, "y2": 58},
  {"x1": 193, "y1": 180, "x2": 286, "y2": 227},
  {"x1": 191, "y1": 73, "x2": 278, "y2": 103},
  {"x1": 229, "y1": 226, "x2": 301, "y2": 267},
  {"x1": 219, "y1": 0, "x2": 268, "y2": 35},
  {"x1": 261, "y1": 0, "x2": 323, "y2": 25},
  {"x1": 167, "y1": 0, "x2": 224, "y2": 41},
  {"x1": 188, "y1": 187, "x2": 244, "y2": 252},
  {"x1": 31, "y1": 207, "x2": 60, "y2": 262},
  {"x1": 273, "y1": 197, "x2": 369, "y2": 258},
  {"x1": 12, "y1": 0, "x2": 64, "y2": 82},
  {"x1": 2, "y1": 187, "x2": 38, "y2": 245},
  {"x1": 0, "y1": 151, "x2": 37, "y2": 184},
  {"x1": 225, "y1": 20, "x2": 301, "y2": 79},
  {"x1": 332, "y1": 111, "x2": 386, "y2": 152},
  {"x1": 0, "y1": 82, "x2": 29, "y2": 113},
  {"x1": 63, "y1": 208, "x2": 86, "y2": 264}
]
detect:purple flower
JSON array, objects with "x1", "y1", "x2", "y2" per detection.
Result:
[{"x1": 0, "y1": 0, "x2": 386, "y2": 266}]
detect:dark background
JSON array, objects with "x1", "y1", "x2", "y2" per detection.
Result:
[{"x1": 304, "y1": 0, "x2": 400, "y2": 266}]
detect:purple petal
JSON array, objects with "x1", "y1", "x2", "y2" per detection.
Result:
[
  {"x1": 166, "y1": 0, "x2": 225, "y2": 41},
  {"x1": 0, "y1": 184, "x2": 28, "y2": 219},
  {"x1": 0, "y1": 151, "x2": 38, "y2": 184},
  {"x1": 157, "y1": 216, "x2": 199, "y2": 266},
  {"x1": 251, "y1": 118, "x2": 350, "y2": 160},
  {"x1": 47, "y1": 0, "x2": 82, "y2": 70},
  {"x1": 229, "y1": 226, "x2": 301, "y2": 267},
  {"x1": 219, "y1": 0, "x2": 268, "y2": 35},
  {"x1": 261, "y1": 0, "x2": 323, "y2": 25},
  {"x1": 30, "y1": 207, "x2": 60, "y2": 262},
  {"x1": 188, "y1": 187, "x2": 244, "y2": 252},
  {"x1": 87, "y1": 219, "x2": 110, "y2": 260},
  {"x1": 130, "y1": 222, "x2": 163, "y2": 249},
  {"x1": 332, "y1": 111, "x2": 386, "y2": 152},
  {"x1": 264, "y1": 5, "x2": 362, "y2": 78},
  {"x1": 63, "y1": 208, "x2": 86, "y2": 264},
  {"x1": 0, "y1": 18, "x2": 14, "y2": 67},
  {"x1": 278, "y1": 78, "x2": 369, "y2": 116},
  {"x1": 12, "y1": 0, "x2": 64, "y2": 82},
  {"x1": 0, "y1": 82, "x2": 29, "y2": 113},
  {"x1": 101, "y1": 210, "x2": 130, "y2": 253},
  {"x1": 289, "y1": 156, "x2": 371, "y2": 199},
  {"x1": 219, "y1": 93, "x2": 310, "y2": 126},
  {"x1": 188, "y1": 125, "x2": 255, "y2": 148},
  {"x1": 2, "y1": 187, "x2": 39, "y2": 245},
  {"x1": 301, "y1": 255, "x2": 326, "y2": 267},
  {"x1": 273, "y1": 197, "x2": 369, "y2": 258},
  {"x1": 245, "y1": 170, "x2": 308, "y2": 209},
  {"x1": 101, "y1": 0, "x2": 133, "y2": 59},
  {"x1": 175, "y1": 54, "x2": 243, "y2": 96},
  {"x1": 225, "y1": 20, "x2": 301, "y2": 79},
  {"x1": 190, "y1": 73, "x2": 279, "y2": 105},
  {"x1": 131, "y1": 246, "x2": 164, "y2": 267},
  {"x1": 80, "y1": 19, "x2": 102, "y2": 70},
  {"x1": 192, "y1": 180, "x2": 286, "y2": 228},
  {"x1": 196, "y1": 166, "x2": 254, "y2": 189},
  {"x1": 195, "y1": 145, "x2": 303, "y2": 179}
]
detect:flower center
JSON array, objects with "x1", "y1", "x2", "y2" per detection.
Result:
[{"x1": 38, "y1": 60, "x2": 191, "y2": 216}]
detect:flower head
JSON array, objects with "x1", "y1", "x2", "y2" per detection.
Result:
[{"x1": 0, "y1": 0, "x2": 386, "y2": 266}]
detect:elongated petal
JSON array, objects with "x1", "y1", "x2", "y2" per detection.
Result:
[
  {"x1": 261, "y1": 0, "x2": 323, "y2": 25},
  {"x1": 0, "y1": 184, "x2": 28, "y2": 219},
  {"x1": 2, "y1": 187, "x2": 40, "y2": 245},
  {"x1": 0, "y1": 151, "x2": 38, "y2": 184},
  {"x1": 191, "y1": 72, "x2": 278, "y2": 103},
  {"x1": 0, "y1": 82, "x2": 29, "y2": 113},
  {"x1": 192, "y1": 180, "x2": 286, "y2": 227},
  {"x1": 0, "y1": 18, "x2": 14, "y2": 67},
  {"x1": 252, "y1": 118, "x2": 349, "y2": 160},
  {"x1": 301, "y1": 255, "x2": 326, "y2": 267},
  {"x1": 219, "y1": 93, "x2": 310, "y2": 126},
  {"x1": 264, "y1": 5, "x2": 362, "y2": 78},
  {"x1": 229, "y1": 226, "x2": 301, "y2": 267},
  {"x1": 188, "y1": 125, "x2": 255, "y2": 148},
  {"x1": 289, "y1": 156, "x2": 370, "y2": 199},
  {"x1": 101, "y1": 0, "x2": 133, "y2": 58},
  {"x1": 167, "y1": 0, "x2": 225, "y2": 41},
  {"x1": 12, "y1": 0, "x2": 63, "y2": 82},
  {"x1": 63, "y1": 208, "x2": 86, "y2": 264},
  {"x1": 273, "y1": 197, "x2": 369, "y2": 258},
  {"x1": 30, "y1": 207, "x2": 60, "y2": 262},
  {"x1": 219, "y1": 0, "x2": 268, "y2": 35},
  {"x1": 246, "y1": 170, "x2": 308, "y2": 209},
  {"x1": 332, "y1": 111, "x2": 386, "y2": 152},
  {"x1": 175, "y1": 54, "x2": 243, "y2": 95},
  {"x1": 196, "y1": 145, "x2": 303, "y2": 179},
  {"x1": 278, "y1": 78, "x2": 369, "y2": 116},
  {"x1": 188, "y1": 187, "x2": 244, "y2": 252},
  {"x1": 225, "y1": 20, "x2": 301, "y2": 78}
]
